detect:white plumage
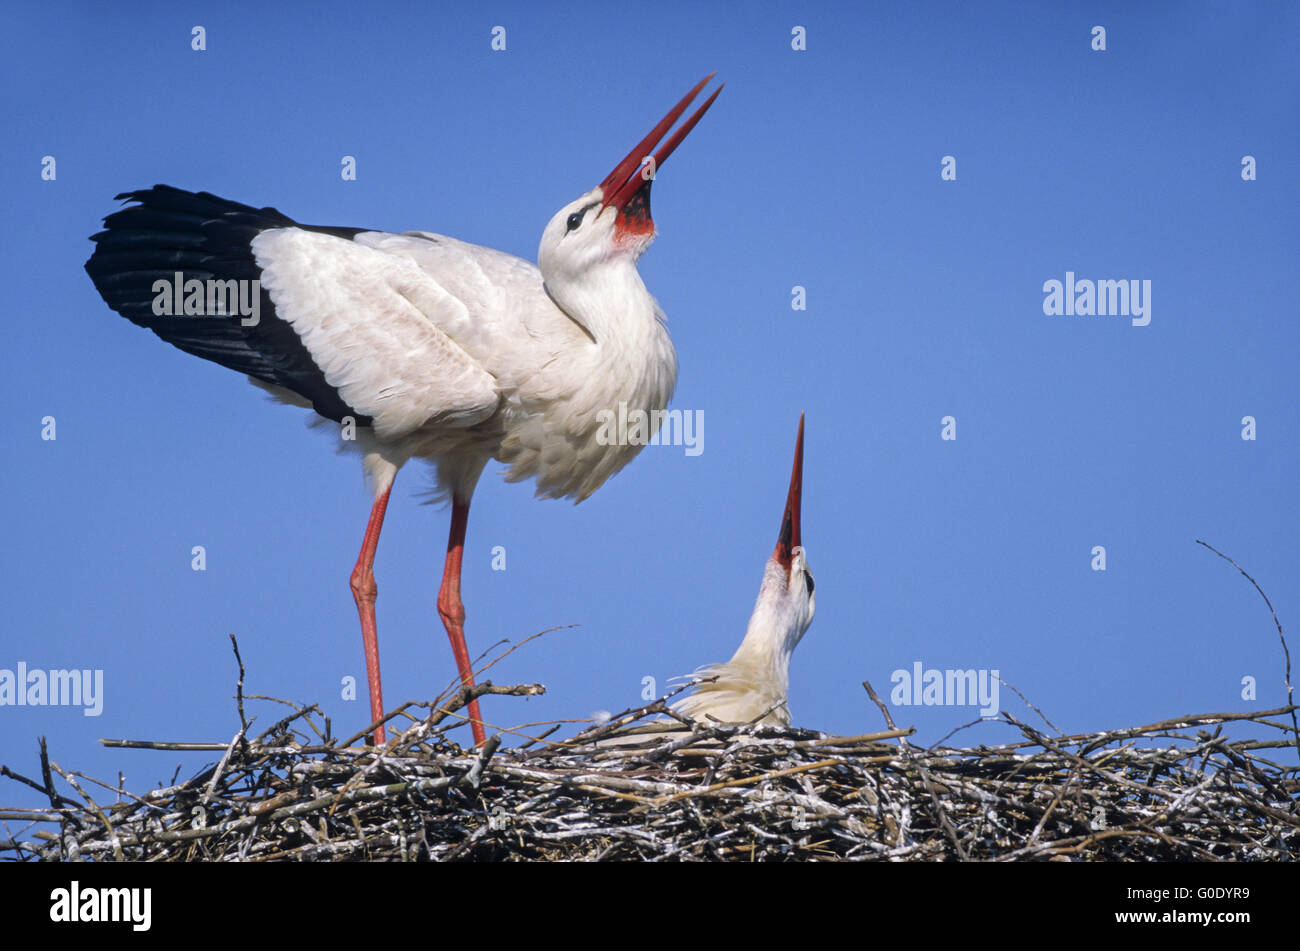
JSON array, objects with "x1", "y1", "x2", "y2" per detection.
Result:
[{"x1": 249, "y1": 219, "x2": 677, "y2": 502}]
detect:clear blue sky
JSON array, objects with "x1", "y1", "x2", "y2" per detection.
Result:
[{"x1": 2, "y1": 2, "x2": 1297, "y2": 809}]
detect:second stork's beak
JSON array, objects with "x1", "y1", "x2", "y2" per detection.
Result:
[
  {"x1": 598, "y1": 74, "x2": 723, "y2": 237},
  {"x1": 773, "y1": 413, "x2": 805, "y2": 574}
]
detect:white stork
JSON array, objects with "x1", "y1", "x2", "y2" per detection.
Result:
[
  {"x1": 673, "y1": 415, "x2": 814, "y2": 727},
  {"x1": 84, "y1": 76, "x2": 723, "y2": 746}
]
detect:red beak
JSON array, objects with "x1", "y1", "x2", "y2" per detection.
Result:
[
  {"x1": 599, "y1": 74, "x2": 723, "y2": 235},
  {"x1": 773, "y1": 413, "x2": 805, "y2": 573}
]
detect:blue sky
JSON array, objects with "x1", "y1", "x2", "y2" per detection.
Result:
[{"x1": 2, "y1": 2, "x2": 1297, "y2": 810}]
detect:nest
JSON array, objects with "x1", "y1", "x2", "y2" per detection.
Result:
[
  {"x1": 2, "y1": 680, "x2": 1297, "y2": 862},
  {"x1": 1, "y1": 542, "x2": 1296, "y2": 861}
]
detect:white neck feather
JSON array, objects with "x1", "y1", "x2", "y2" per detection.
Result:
[{"x1": 728, "y1": 557, "x2": 810, "y2": 691}]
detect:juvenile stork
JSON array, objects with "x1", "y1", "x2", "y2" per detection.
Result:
[{"x1": 674, "y1": 415, "x2": 814, "y2": 726}]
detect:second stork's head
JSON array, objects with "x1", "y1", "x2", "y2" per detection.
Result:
[
  {"x1": 539, "y1": 75, "x2": 722, "y2": 321},
  {"x1": 748, "y1": 413, "x2": 816, "y2": 660}
]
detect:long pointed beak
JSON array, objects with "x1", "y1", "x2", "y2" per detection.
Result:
[
  {"x1": 773, "y1": 413, "x2": 805, "y2": 572},
  {"x1": 599, "y1": 74, "x2": 723, "y2": 229}
]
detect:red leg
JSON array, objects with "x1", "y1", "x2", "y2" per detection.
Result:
[
  {"x1": 350, "y1": 486, "x2": 392, "y2": 745},
  {"x1": 437, "y1": 494, "x2": 486, "y2": 746}
]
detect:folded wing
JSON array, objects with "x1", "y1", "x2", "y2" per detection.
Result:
[{"x1": 85, "y1": 185, "x2": 500, "y2": 440}]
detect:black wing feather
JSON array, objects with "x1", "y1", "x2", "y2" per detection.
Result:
[{"x1": 85, "y1": 184, "x2": 374, "y2": 425}]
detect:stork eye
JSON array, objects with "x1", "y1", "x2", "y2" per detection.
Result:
[
  {"x1": 803, "y1": 568, "x2": 815, "y2": 595},
  {"x1": 566, "y1": 211, "x2": 584, "y2": 232}
]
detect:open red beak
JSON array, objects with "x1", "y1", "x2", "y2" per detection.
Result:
[
  {"x1": 599, "y1": 74, "x2": 723, "y2": 234},
  {"x1": 773, "y1": 413, "x2": 805, "y2": 573}
]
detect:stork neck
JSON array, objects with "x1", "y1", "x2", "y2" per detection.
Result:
[{"x1": 728, "y1": 559, "x2": 800, "y2": 691}]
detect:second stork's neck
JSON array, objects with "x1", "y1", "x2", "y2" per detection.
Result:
[{"x1": 727, "y1": 559, "x2": 804, "y2": 694}]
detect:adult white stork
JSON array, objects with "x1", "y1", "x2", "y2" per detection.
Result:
[
  {"x1": 673, "y1": 415, "x2": 814, "y2": 727},
  {"x1": 84, "y1": 75, "x2": 723, "y2": 747}
]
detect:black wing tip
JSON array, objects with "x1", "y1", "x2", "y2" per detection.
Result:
[
  {"x1": 112, "y1": 184, "x2": 185, "y2": 202},
  {"x1": 98, "y1": 185, "x2": 366, "y2": 241},
  {"x1": 105, "y1": 184, "x2": 287, "y2": 217}
]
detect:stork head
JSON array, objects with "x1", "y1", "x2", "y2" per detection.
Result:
[
  {"x1": 763, "y1": 413, "x2": 815, "y2": 645},
  {"x1": 539, "y1": 75, "x2": 722, "y2": 303}
]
